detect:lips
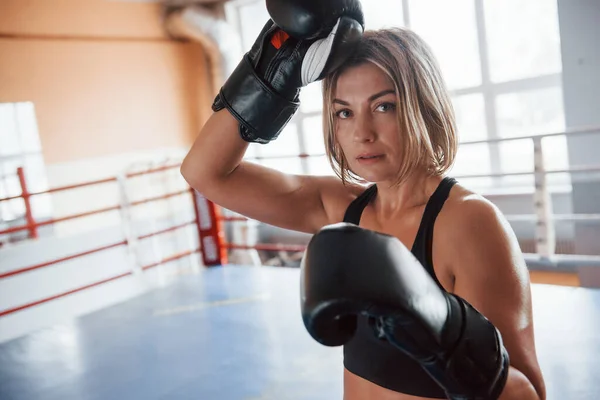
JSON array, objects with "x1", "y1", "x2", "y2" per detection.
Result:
[
  {"x1": 357, "y1": 153, "x2": 384, "y2": 160},
  {"x1": 356, "y1": 153, "x2": 385, "y2": 165}
]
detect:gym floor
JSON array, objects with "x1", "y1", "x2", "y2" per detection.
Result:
[{"x1": 1, "y1": 266, "x2": 598, "y2": 400}]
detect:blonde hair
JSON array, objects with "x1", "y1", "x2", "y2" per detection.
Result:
[{"x1": 322, "y1": 28, "x2": 458, "y2": 185}]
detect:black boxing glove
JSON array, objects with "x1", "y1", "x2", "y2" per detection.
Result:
[
  {"x1": 300, "y1": 223, "x2": 510, "y2": 400},
  {"x1": 212, "y1": 0, "x2": 364, "y2": 144}
]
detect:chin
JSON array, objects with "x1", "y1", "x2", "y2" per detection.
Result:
[{"x1": 352, "y1": 167, "x2": 397, "y2": 184}]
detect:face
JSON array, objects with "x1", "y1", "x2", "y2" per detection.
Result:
[{"x1": 332, "y1": 63, "x2": 403, "y2": 184}]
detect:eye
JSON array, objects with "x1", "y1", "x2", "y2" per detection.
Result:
[
  {"x1": 375, "y1": 102, "x2": 396, "y2": 113},
  {"x1": 335, "y1": 109, "x2": 352, "y2": 119}
]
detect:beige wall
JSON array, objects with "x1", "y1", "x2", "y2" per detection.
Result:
[{"x1": 0, "y1": 0, "x2": 211, "y2": 164}]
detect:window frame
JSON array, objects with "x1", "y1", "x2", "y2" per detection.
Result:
[{"x1": 225, "y1": 0, "x2": 566, "y2": 193}]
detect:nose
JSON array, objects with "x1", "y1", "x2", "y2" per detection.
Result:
[{"x1": 352, "y1": 111, "x2": 376, "y2": 143}]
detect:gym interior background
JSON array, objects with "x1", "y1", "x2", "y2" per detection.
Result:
[{"x1": 0, "y1": 0, "x2": 599, "y2": 399}]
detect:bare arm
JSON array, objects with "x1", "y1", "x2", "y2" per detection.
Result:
[
  {"x1": 447, "y1": 197, "x2": 546, "y2": 400},
  {"x1": 180, "y1": 110, "x2": 346, "y2": 234}
]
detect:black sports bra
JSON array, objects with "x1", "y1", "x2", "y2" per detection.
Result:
[{"x1": 342, "y1": 176, "x2": 457, "y2": 398}]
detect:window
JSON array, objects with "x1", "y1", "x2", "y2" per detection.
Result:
[
  {"x1": 299, "y1": 82, "x2": 323, "y2": 114},
  {"x1": 258, "y1": 124, "x2": 304, "y2": 175},
  {"x1": 452, "y1": 93, "x2": 488, "y2": 142},
  {"x1": 226, "y1": 0, "x2": 566, "y2": 193},
  {"x1": 496, "y1": 86, "x2": 566, "y2": 187},
  {"x1": 302, "y1": 114, "x2": 336, "y2": 176},
  {"x1": 449, "y1": 94, "x2": 492, "y2": 187},
  {"x1": 237, "y1": 1, "x2": 270, "y2": 50},
  {"x1": 362, "y1": 0, "x2": 404, "y2": 30},
  {"x1": 0, "y1": 102, "x2": 51, "y2": 239},
  {"x1": 410, "y1": 0, "x2": 481, "y2": 90},
  {"x1": 484, "y1": 0, "x2": 562, "y2": 83}
]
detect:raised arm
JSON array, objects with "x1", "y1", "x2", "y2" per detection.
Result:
[
  {"x1": 181, "y1": 0, "x2": 364, "y2": 233},
  {"x1": 181, "y1": 109, "x2": 334, "y2": 233}
]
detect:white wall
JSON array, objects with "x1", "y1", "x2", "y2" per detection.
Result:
[
  {"x1": 557, "y1": 0, "x2": 600, "y2": 286},
  {"x1": 558, "y1": 0, "x2": 600, "y2": 254}
]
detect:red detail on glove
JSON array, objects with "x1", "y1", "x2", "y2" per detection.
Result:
[{"x1": 270, "y1": 30, "x2": 290, "y2": 49}]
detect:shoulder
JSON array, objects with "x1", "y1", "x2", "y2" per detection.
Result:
[
  {"x1": 440, "y1": 184, "x2": 514, "y2": 245},
  {"x1": 437, "y1": 182, "x2": 532, "y2": 328},
  {"x1": 314, "y1": 175, "x2": 370, "y2": 225},
  {"x1": 437, "y1": 183, "x2": 526, "y2": 279}
]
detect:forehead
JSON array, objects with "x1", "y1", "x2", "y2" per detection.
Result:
[{"x1": 334, "y1": 63, "x2": 394, "y2": 99}]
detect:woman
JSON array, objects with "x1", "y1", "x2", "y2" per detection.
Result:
[{"x1": 181, "y1": 19, "x2": 546, "y2": 400}]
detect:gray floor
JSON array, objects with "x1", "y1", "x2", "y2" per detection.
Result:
[{"x1": 1, "y1": 265, "x2": 598, "y2": 400}]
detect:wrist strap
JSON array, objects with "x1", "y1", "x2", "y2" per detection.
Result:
[{"x1": 212, "y1": 54, "x2": 300, "y2": 144}]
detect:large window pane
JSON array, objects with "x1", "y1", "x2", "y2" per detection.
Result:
[
  {"x1": 308, "y1": 156, "x2": 335, "y2": 176},
  {"x1": 260, "y1": 157, "x2": 303, "y2": 175},
  {"x1": 300, "y1": 82, "x2": 323, "y2": 114},
  {"x1": 260, "y1": 123, "x2": 300, "y2": 158},
  {"x1": 496, "y1": 87, "x2": 565, "y2": 138},
  {"x1": 543, "y1": 135, "x2": 571, "y2": 187},
  {"x1": 452, "y1": 144, "x2": 491, "y2": 175},
  {"x1": 303, "y1": 116, "x2": 333, "y2": 175},
  {"x1": 17, "y1": 102, "x2": 42, "y2": 153},
  {"x1": 24, "y1": 154, "x2": 49, "y2": 193},
  {"x1": 302, "y1": 116, "x2": 326, "y2": 155},
  {"x1": 410, "y1": 0, "x2": 481, "y2": 90},
  {"x1": 497, "y1": 137, "x2": 571, "y2": 188},
  {"x1": 0, "y1": 158, "x2": 25, "y2": 221},
  {"x1": 363, "y1": 0, "x2": 404, "y2": 30},
  {"x1": 0, "y1": 103, "x2": 22, "y2": 156},
  {"x1": 498, "y1": 139, "x2": 534, "y2": 188},
  {"x1": 238, "y1": 1, "x2": 269, "y2": 50},
  {"x1": 496, "y1": 87, "x2": 566, "y2": 188},
  {"x1": 450, "y1": 143, "x2": 492, "y2": 187},
  {"x1": 452, "y1": 94, "x2": 487, "y2": 142},
  {"x1": 0, "y1": 196, "x2": 25, "y2": 222},
  {"x1": 484, "y1": 0, "x2": 562, "y2": 82},
  {"x1": 256, "y1": 123, "x2": 302, "y2": 172},
  {"x1": 543, "y1": 135, "x2": 569, "y2": 172},
  {"x1": 0, "y1": 158, "x2": 22, "y2": 197},
  {"x1": 244, "y1": 143, "x2": 261, "y2": 160},
  {"x1": 499, "y1": 139, "x2": 534, "y2": 173}
]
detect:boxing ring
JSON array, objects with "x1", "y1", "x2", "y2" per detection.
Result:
[
  {"x1": 1, "y1": 126, "x2": 600, "y2": 399},
  {"x1": 0, "y1": 266, "x2": 599, "y2": 400}
]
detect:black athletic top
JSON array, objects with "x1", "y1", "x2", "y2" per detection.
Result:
[{"x1": 342, "y1": 176, "x2": 457, "y2": 398}]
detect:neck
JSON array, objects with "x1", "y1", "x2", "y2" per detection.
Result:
[{"x1": 373, "y1": 172, "x2": 443, "y2": 219}]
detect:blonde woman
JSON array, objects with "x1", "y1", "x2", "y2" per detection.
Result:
[{"x1": 181, "y1": 1, "x2": 545, "y2": 398}]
